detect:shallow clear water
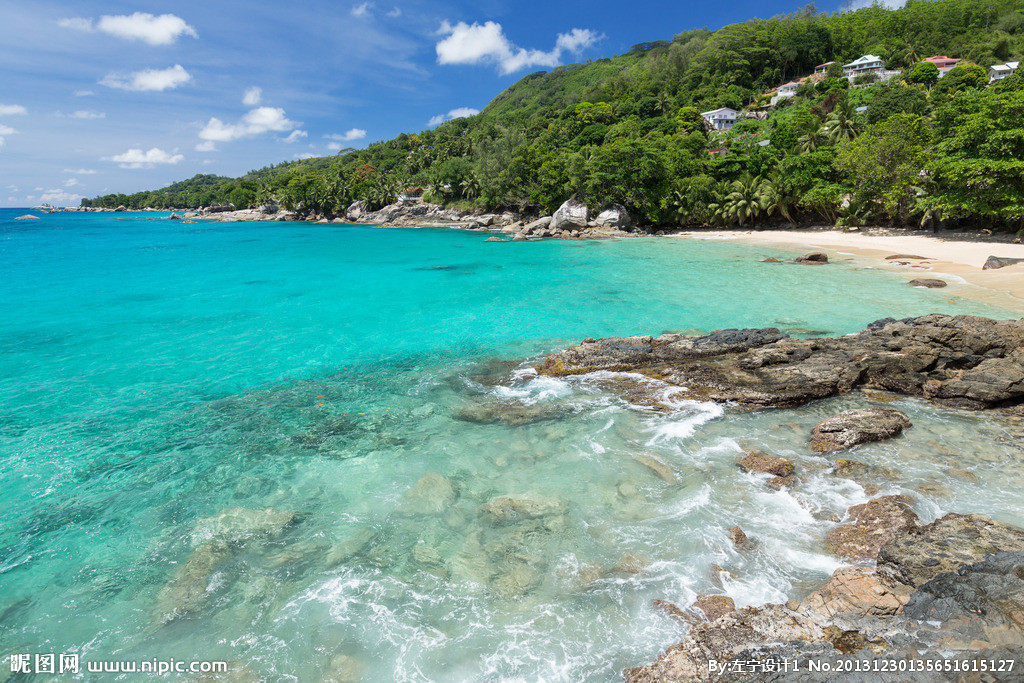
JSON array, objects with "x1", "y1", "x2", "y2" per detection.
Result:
[{"x1": 2, "y1": 210, "x2": 1022, "y2": 681}]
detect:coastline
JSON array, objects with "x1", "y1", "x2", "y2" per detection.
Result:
[{"x1": 674, "y1": 228, "x2": 1024, "y2": 314}]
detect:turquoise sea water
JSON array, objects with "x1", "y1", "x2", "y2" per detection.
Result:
[{"x1": 2, "y1": 209, "x2": 1023, "y2": 681}]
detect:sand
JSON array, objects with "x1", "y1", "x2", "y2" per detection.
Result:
[{"x1": 674, "y1": 229, "x2": 1024, "y2": 314}]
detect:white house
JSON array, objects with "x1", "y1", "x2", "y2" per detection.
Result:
[
  {"x1": 842, "y1": 55, "x2": 886, "y2": 78},
  {"x1": 989, "y1": 61, "x2": 1019, "y2": 82},
  {"x1": 770, "y1": 80, "x2": 801, "y2": 106},
  {"x1": 814, "y1": 61, "x2": 835, "y2": 75},
  {"x1": 701, "y1": 107, "x2": 738, "y2": 131}
]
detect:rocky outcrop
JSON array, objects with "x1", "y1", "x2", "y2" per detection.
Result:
[
  {"x1": 983, "y1": 255, "x2": 1024, "y2": 270},
  {"x1": 592, "y1": 204, "x2": 632, "y2": 230},
  {"x1": 825, "y1": 495, "x2": 920, "y2": 561},
  {"x1": 908, "y1": 278, "x2": 947, "y2": 288},
  {"x1": 538, "y1": 315, "x2": 1024, "y2": 410},
  {"x1": 737, "y1": 450, "x2": 793, "y2": 477},
  {"x1": 810, "y1": 408, "x2": 912, "y2": 453},
  {"x1": 14, "y1": 214, "x2": 41, "y2": 220},
  {"x1": 627, "y1": 512, "x2": 1024, "y2": 682},
  {"x1": 693, "y1": 594, "x2": 736, "y2": 622},
  {"x1": 550, "y1": 199, "x2": 588, "y2": 231},
  {"x1": 877, "y1": 513, "x2": 1024, "y2": 588}
]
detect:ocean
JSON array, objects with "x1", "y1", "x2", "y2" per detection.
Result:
[{"x1": 2, "y1": 209, "x2": 1022, "y2": 681}]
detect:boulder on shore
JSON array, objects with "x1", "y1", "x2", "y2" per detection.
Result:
[
  {"x1": 983, "y1": 255, "x2": 1024, "y2": 270},
  {"x1": 550, "y1": 199, "x2": 588, "y2": 231},
  {"x1": 795, "y1": 251, "x2": 828, "y2": 264},
  {"x1": 345, "y1": 200, "x2": 365, "y2": 222},
  {"x1": 592, "y1": 204, "x2": 632, "y2": 230}
]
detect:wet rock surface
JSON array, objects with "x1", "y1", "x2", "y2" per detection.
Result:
[
  {"x1": 810, "y1": 408, "x2": 912, "y2": 453},
  {"x1": 627, "y1": 512, "x2": 1024, "y2": 682},
  {"x1": 825, "y1": 495, "x2": 920, "y2": 561},
  {"x1": 539, "y1": 315, "x2": 1024, "y2": 410}
]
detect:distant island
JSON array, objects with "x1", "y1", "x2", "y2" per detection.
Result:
[{"x1": 82, "y1": 0, "x2": 1023, "y2": 237}]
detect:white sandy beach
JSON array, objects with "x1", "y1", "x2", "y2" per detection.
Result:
[{"x1": 676, "y1": 229, "x2": 1024, "y2": 313}]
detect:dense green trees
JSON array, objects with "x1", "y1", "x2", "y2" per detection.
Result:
[{"x1": 86, "y1": 0, "x2": 1024, "y2": 231}]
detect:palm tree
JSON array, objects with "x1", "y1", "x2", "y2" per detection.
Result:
[
  {"x1": 723, "y1": 173, "x2": 765, "y2": 226},
  {"x1": 460, "y1": 175, "x2": 481, "y2": 200},
  {"x1": 757, "y1": 174, "x2": 796, "y2": 225},
  {"x1": 823, "y1": 100, "x2": 859, "y2": 144},
  {"x1": 798, "y1": 131, "x2": 822, "y2": 154}
]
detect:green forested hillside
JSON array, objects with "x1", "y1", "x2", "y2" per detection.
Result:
[{"x1": 85, "y1": 0, "x2": 1024, "y2": 231}]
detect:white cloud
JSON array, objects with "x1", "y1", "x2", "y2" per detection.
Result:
[
  {"x1": 436, "y1": 21, "x2": 601, "y2": 74},
  {"x1": 387, "y1": 7, "x2": 402, "y2": 17},
  {"x1": 75, "y1": 90, "x2": 95, "y2": 97},
  {"x1": 326, "y1": 128, "x2": 367, "y2": 142},
  {"x1": 294, "y1": 152, "x2": 317, "y2": 159},
  {"x1": 58, "y1": 17, "x2": 94, "y2": 31},
  {"x1": 0, "y1": 104, "x2": 27, "y2": 116},
  {"x1": 101, "y1": 64, "x2": 192, "y2": 92},
  {"x1": 242, "y1": 87, "x2": 262, "y2": 106},
  {"x1": 351, "y1": 2, "x2": 372, "y2": 17},
  {"x1": 69, "y1": 110, "x2": 106, "y2": 119},
  {"x1": 195, "y1": 140, "x2": 217, "y2": 152},
  {"x1": 0, "y1": 124, "x2": 17, "y2": 135},
  {"x1": 63, "y1": 168, "x2": 97, "y2": 174},
  {"x1": 64, "y1": 178, "x2": 80, "y2": 187},
  {"x1": 199, "y1": 106, "x2": 299, "y2": 143},
  {"x1": 282, "y1": 129, "x2": 308, "y2": 143},
  {"x1": 61, "y1": 13, "x2": 197, "y2": 45},
  {"x1": 103, "y1": 147, "x2": 184, "y2": 168},
  {"x1": 428, "y1": 107, "x2": 479, "y2": 126},
  {"x1": 39, "y1": 190, "x2": 85, "y2": 205}
]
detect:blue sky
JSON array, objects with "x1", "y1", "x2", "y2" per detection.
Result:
[{"x1": 0, "y1": 0, "x2": 858, "y2": 207}]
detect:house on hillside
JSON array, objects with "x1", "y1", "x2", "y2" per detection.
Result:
[
  {"x1": 769, "y1": 81, "x2": 801, "y2": 106},
  {"x1": 843, "y1": 55, "x2": 885, "y2": 78},
  {"x1": 989, "y1": 61, "x2": 1019, "y2": 82},
  {"x1": 814, "y1": 61, "x2": 835, "y2": 75},
  {"x1": 701, "y1": 107, "x2": 738, "y2": 131},
  {"x1": 923, "y1": 55, "x2": 960, "y2": 77}
]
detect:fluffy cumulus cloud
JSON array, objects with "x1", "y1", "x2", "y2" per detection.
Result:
[
  {"x1": 101, "y1": 65, "x2": 192, "y2": 92},
  {"x1": 0, "y1": 123, "x2": 17, "y2": 148},
  {"x1": 0, "y1": 104, "x2": 27, "y2": 116},
  {"x1": 198, "y1": 107, "x2": 300, "y2": 145},
  {"x1": 281, "y1": 129, "x2": 308, "y2": 143},
  {"x1": 351, "y1": 2, "x2": 372, "y2": 17},
  {"x1": 59, "y1": 13, "x2": 197, "y2": 45},
  {"x1": 242, "y1": 87, "x2": 262, "y2": 106},
  {"x1": 103, "y1": 147, "x2": 184, "y2": 168},
  {"x1": 294, "y1": 152, "x2": 317, "y2": 159},
  {"x1": 428, "y1": 106, "x2": 479, "y2": 127},
  {"x1": 436, "y1": 21, "x2": 601, "y2": 74},
  {"x1": 326, "y1": 128, "x2": 367, "y2": 142}
]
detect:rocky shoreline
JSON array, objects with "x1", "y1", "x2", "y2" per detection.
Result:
[{"x1": 531, "y1": 314, "x2": 1024, "y2": 680}]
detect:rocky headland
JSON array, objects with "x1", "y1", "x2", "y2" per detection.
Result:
[{"x1": 529, "y1": 314, "x2": 1024, "y2": 680}]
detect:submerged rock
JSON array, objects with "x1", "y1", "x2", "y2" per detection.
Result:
[
  {"x1": 728, "y1": 526, "x2": 751, "y2": 550},
  {"x1": 877, "y1": 513, "x2": 1024, "y2": 588},
  {"x1": 538, "y1": 315, "x2": 1024, "y2": 410},
  {"x1": 154, "y1": 541, "x2": 231, "y2": 623},
  {"x1": 633, "y1": 452, "x2": 679, "y2": 484},
  {"x1": 825, "y1": 495, "x2": 920, "y2": 561},
  {"x1": 478, "y1": 493, "x2": 565, "y2": 525},
  {"x1": 399, "y1": 472, "x2": 457, "y2": 515},
  {"x1": 810, "y1": 408, "x2": 912, "y2": 453},
  {"x1": 453, "y1": 401, "x2": 565, "y2": 426},
  {"x1": 191, "y1": 507, "x2": 297, "y2": 544},
  {"x1": 908, "y1": 278, "x2": 947, "y2": 288}
]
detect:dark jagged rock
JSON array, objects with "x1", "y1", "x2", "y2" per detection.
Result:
[
  {"x1": 539, "y1": 315, "x2": 1024, "y2": 410},
  {"x1": 825, "y1": 495, "x2": 920, "y2": 561},
  {"x1": 907, "y1": 278, "x2": 947, "y2": 288},
  {"x1": 810, "y1": 408, "x2": 912, "y2": 453},
  {"x1": 877, "y1": 513, "x2": 1024, "y2": 589},
  {"x1": 983, "y1": 255, "x2": 1024, "y2": 270}
]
